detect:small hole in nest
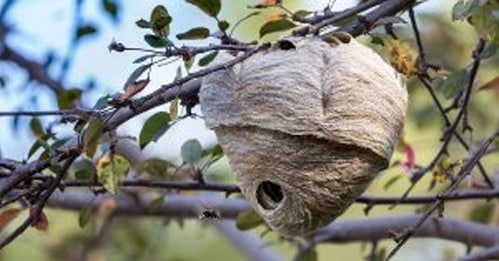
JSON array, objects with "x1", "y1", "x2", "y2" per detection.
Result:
[
  {"x1": 277, "y1": 40, "x2": 296, "y2": 50},
  {"x1": 256, "y1": 181, "x2": 283, "y2": 210}
]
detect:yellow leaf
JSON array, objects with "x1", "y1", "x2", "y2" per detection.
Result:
[
  {"x1": 385, "y1": 39, "x2": 418, "y2": 77},
  {"x1": 433, "y1": 169, "x2": 447, "y2": 183},
  {"x1": 96, "y1": 155, "x2": 129, "y2": 194},
  {"x1": 169, "y1": 97, "x2": 179, "y2": 120},
  {"x1": 440, "y1": 156, "x2": 452, "y2": 170},
  {"x1": 432, "y1": 155, "x2": 461, "y2": 183}
]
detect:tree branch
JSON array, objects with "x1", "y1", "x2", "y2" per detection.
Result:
[
  {"x1": 387, "y1": 129, "x2": 499, "y2": 259},
  {"x1": 313, "y1": 215, "x2": 499, "y2": 247},
  {"x1": 457, "y1": 245, "x2": 499, "y2": 261},
  {"x1": 44, "y1": 191, "x2": 499, "y2": 249},
  {"x1": 0, "y1": 43, "x2": 64, "y2": 93},
  {"x1": 333, "y1": 0, "x2": 415, "y2": 36},
  {"x1": 52, "y1": 179, "x2": 499, "y2": 205}
]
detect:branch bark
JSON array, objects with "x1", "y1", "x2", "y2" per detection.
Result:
[
  {"x1": 45, "y1": 191, "x2": 499, "y2": 248},
  {"x1": 0, "y1": 43, "x2": 64, "y2": 93},
  {"x1": 457, "y1": 245, "x2": 499, "y2": 261}
]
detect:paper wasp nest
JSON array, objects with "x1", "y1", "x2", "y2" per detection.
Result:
[{"x1": 200, "y1": 36, "x2": 407, "y2": 236}]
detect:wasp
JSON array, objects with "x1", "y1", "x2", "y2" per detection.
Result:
[{"x1": 199, "y1": 209, "x2": 221, "y2": 221}]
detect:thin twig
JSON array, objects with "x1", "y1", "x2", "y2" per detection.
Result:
[
  {"x1": 0, "y1": 109, "x2": 95, "y2": 117},
  {"x1": 408, "y1": 38, "x2": 488, "y2": 186},
  {"x1": 0, "y1": 154, "x2": 77, "y2": 249},
  {"x1": 386, "y1": 130, "x2": 499, "y2": 260},
  {"x1": 23, "y1": 179, "x2": 499, "y2": 205},
  {"x1": 400, "y1": 13, "x2": 494, "y2": 198},
  {"x1": 296, "y1": 0, "x2": 385, "y2": 25}
]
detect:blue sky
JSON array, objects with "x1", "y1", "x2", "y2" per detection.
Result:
[
  {"x1": 0, "y1": 0, "x2": 359, "y2": 160},
  {"x1": 0, "y1": 0, "x2": 446, "y2": 160}
]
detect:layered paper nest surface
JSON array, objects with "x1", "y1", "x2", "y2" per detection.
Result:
[{"x1": 200, "y1": 36, "x2": 407, "y2": 236}]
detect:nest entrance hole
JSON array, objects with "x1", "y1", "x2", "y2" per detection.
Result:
[{"x1": 256, "y1": 181, "x2": 283, "y2": 210}]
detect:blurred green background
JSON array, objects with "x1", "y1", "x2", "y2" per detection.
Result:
[{"x1": 0, "y1": 0, "x2": 498, "y2": 260}]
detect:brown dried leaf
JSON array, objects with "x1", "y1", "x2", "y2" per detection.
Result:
[
  {"x1": 477, "y1": 75, "x2": 499, "y2": 93},
  {"x1": 250, "y1": 0, "x2": 281, "y2": 8},
  {"x1": 96, "y1": 198, "x2": 118, "y2": 232},
  {"x1": 0, "y1": 208, "x2": 21, "y2": 229},
  {"x1": 116, "y1": 79, "x2": 150, "y2": 104},
  {"x1": 266, "y1": 12, "x2": 287, "y2": 21},
  {"x1": 265, "y1": 0, "x2": 281, "y2": 5},
  {"x1": 98, "y1": 198, "x2": 118, "y2": 218},
  {"x1": 32, "y1": 210, "x2": 49, "y2": 232}
]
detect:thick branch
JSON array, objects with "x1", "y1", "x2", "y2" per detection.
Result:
[
  {"x1": 45, "y1": 191, "x2": 499, "y2": 248},
  {"x1": 313, "y1": 215, "x2": 499, "y2": 247},
  {"x1": 457, "y1": 245, "x2": 499, "y2": 261},
  {"x1": 0, "y1": 43, "x2": 64, "y2": 93},
  {"x1": 334, "y1": 0, "x2": 415, "y2": 36},
  {"x1": 55, "y1": 179, "x2": 499, "y2": 205}
]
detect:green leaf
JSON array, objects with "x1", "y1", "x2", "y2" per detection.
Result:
[
  {"x1": 83, "y1": 118, "x2": 105, "y2": 158},
  {"x1": 202, "y1": 144, "x2": 224, "y2": 158},
  {"x1": 176, "y1": 27, "x2": 210, "y2": 40},
  {"x1": 231, "y1": 11, "x2": 260, "y2": 34},
  {"x1": 93, "y1": 96, "x2": 110, "y2": 110},
  {"x1": 292, "y1": 10, "x2": 312, "y2": 20},
  {"x1": 124, "y1": 64, "x2": 150, "y2": 89},
  {"x1": 27, "y1": 135, "x2": 50, "y2": 159},
  {"x1": 259, "y1": 19, "x2": 297, "y2": 38},
  {"x1": 296, "y1": 249, "x2": 318, "y2": 261},
  {"x1": 374, "y1": 247, "x2": 387, "y2": 261},
  {"x1": 480, "y1": 42, "x2": 498, "y2": 59},
  {"x1": 440, "y1": 69, "x2": 468, "y2": 99},
  {"x1": 76, "y1": 25, "x2": 98, "y2": 40},
  {"x1": 29, "y1": 117, "x2": 45, "y2": 138},
  {"x1": 198, "y1": 51, "x2": 218, "y2": 67},
  {"x1": 371, "y1": 35, "x2": 385, "y2": 46},
  {"x1": 211, "y1": 144, "x2": 223, "y2": 157},
  {"x1": 134, "y1": 158, "x2": 172, "y2": 177},
  {"x1": 383, "y1": 175, "x2": 401, "y2": 190},
  {"x1": 235, "y1": 209, "x2": 264, "y2": 230},
  {"x1": 139, "y1": 112, "x2": 171, "y2": 149},
  {"x1": 148, "y1": 196, "x2": 165, "y2": 213},
  {"x1": 38, "y1": 138, "x2": 68, "y2": 163},
  {"x1": 135, "y1": 19, "x2": 150, "y2": 28},
  {"x1": 186, "y1": 0, "x2": 221, "y2": 17},
  {"x1": 469, "y1": 203, "x2": 495, "y2": 223},
  {"x1": 218, "y1": 20, "x2": 230, "y2": 32},
  {"x1": 144, "y1": 34, "x2": 168, "y2": 48},
  {"x1": 96, "y1": 154, "x2": 129, "y2": 194},
  {"x1": 468, "y1": 3, "x2": 499, "y2": 42},
  {"x1": 452, "y1": 0, "x2": 481, "y2": 21},
  {"x1": 181, "y1": 139, "x2": 203, "y2": 164},
  {"x1": 150, "y1": 5, "x2": 172, "y2": 37},
  {"x1": 102, "y1": 0, "x2": 119, "y2": 22},
  {"x1": 78, "y1": 204, "x2": 93, "y2": 228},
  {"x1": 57, "y1": 88, "x2": 82, "y2": 109},
  {"x1": 73, "y1": 159, "x2": 96, "y2": 180}
]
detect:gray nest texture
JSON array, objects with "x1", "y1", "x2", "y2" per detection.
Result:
[{"x1": 200, "y1": 36, "x2": 407, "y2": 236}]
